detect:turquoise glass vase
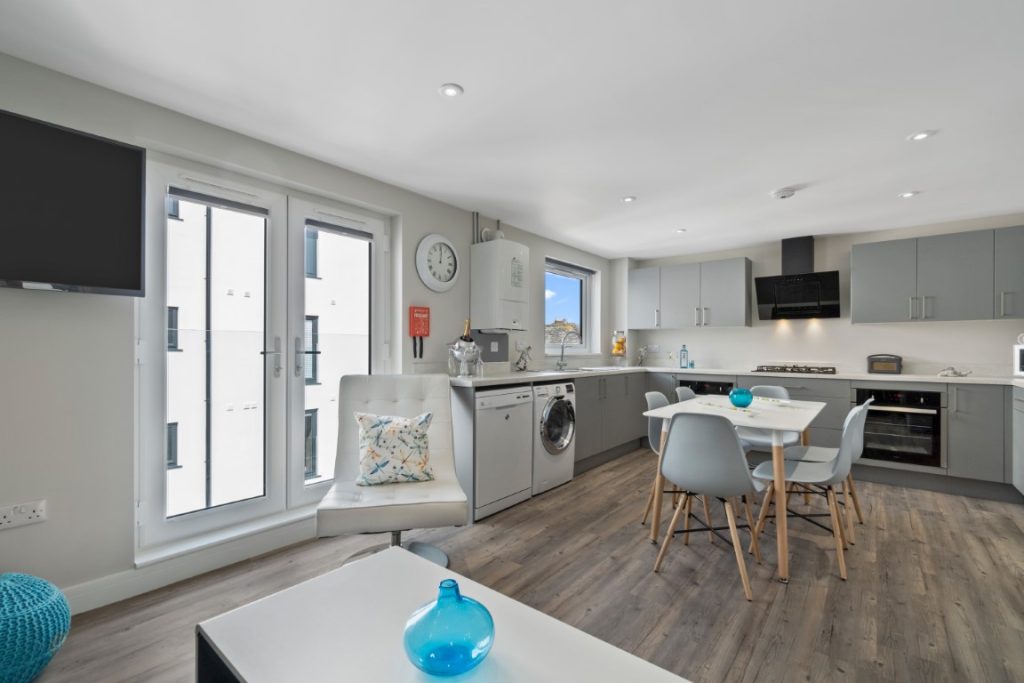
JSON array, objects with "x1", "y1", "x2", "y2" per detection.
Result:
[
  {"x1": 729, "y1": 387, "x2": 753, "y2": 408},
  {"x1": 404, "y1": 579, "x2": 494, "y2": 677}
]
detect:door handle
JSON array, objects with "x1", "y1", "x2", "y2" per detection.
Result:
[
  {"x1": 294, "y1": 336, "x2": 322, "y2": 377},
  {"x1": 260, "y1": 336, "x2": 282, "y2": 378}
]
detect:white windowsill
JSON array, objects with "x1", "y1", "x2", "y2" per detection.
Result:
[{"x1": 135, "y1": 504, "x2": 318, "y2": 569}]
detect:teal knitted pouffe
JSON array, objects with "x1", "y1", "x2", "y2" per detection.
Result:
[{"x1": 0, "y1": 573, "x2": 71, "y2": 683}]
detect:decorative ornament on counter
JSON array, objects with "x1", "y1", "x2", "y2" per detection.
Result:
[
  {"x1": 729, "y1": 387, "x2": 754, "y2": 408},
  {"x1": 937, "y1": 367, "x2": 972, "y2": 378},
  {"x1": 404, "y1": 578, "x2": 494, "y2": 677}
]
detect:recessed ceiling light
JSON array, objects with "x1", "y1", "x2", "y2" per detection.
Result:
[
  {"x1": 898, "y1": 191, "x2": 920, "y2": 199},
  {"x1": 438, "y1": 83, "x2": 464, "y2": 97},
  {"x1": 622, "y1": 196, "x2": 637, "y2": 203},
  {"x1": 907, "y1": 129, "x2": 938, "y2": 142}
]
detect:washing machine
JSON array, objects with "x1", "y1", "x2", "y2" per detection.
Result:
[{"x1": 533, "y1": 382, "x2": 576, "y2": 494}]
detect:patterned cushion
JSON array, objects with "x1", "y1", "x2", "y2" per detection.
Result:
[{"x1": 354, "y1": 412, "x2": 435, "y2": 486}]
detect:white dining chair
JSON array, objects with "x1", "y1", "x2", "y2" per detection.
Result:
[
  {"x1": 735, "y1": 386, "x2": 802, "y2": 453},
  {"x1": 675, "y1": 386, "x2": 697, "y2": 403},
  {"x1": 640, "y1": 391, "x2": 670, "y2": 525},
  {"x1": 653, "y1": 413, "x2": 765, "y2": 601},
  {"x1": 749, "y1": 401, "x2": 871, "y2": 580}
]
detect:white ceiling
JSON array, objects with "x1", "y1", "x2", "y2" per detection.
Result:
[{"x1": 2, "y1": 1, "x2": 1023, "y2": 258}]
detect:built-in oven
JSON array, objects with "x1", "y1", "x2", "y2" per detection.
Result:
[
  {"x1": 855, "y1": 388, "x2": 946, "y2": 469},
  {"x1": 678, "y1": 379, "x2": 734, "y2": 396}
]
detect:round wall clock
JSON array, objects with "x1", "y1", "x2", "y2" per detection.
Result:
[{"x1": 416, "y1": 234, "x2": 460, "y2": 292}]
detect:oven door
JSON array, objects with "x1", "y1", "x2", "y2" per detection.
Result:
[{"x1": 861, "y1": 404, "x2": 944, "y2": 468}]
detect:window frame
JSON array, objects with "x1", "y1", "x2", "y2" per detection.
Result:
[{"x1": 544, "y1": 258, "x2": 595, "y2": 356}]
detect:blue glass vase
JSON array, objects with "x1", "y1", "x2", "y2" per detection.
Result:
[
  {"x1": 404, "y1": 579, "x2": 494, "y2": 677},
  {"x1": 729, "y1": 387, "x2": 753, "y2": 408}
]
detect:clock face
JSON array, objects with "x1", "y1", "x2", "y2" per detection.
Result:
[
  {"x1": 427, "y1": 242, "x2": 457, "y2": 282},
  {"x1": 416, "y1": 234, "x2": 460, "y2": 292}
]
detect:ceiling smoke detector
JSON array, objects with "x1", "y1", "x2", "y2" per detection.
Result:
[{"x1": 771, "y1": 187, "x2": 798, "y2": 200}]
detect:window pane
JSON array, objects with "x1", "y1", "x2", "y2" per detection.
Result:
[
  {"x1": 167, "y1": 306, "x2": 179, "y2": 350},
  {"x1": 305, "y1": 228, "x2": 318, "y2": 278},
  {"x1": 304, "y1": 409, "x2": 318, "y2": 479},
  {"x1": 545, "y1": 270, "x2": 583, "y2": 345},
  {"x1": 166, "y1": 197, "x2": 266, "y2": 517},
  {"x1": 166, "y1": 423, "x2": 178, "y2": 469},
  {"x1": 303, "y1": 225, "x2": 370, "y2": 486},
  {"x1": 304, "y1": 316, "x2": 318, "y2": 383}
]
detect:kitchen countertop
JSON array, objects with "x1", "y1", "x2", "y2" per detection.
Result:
[{"x1": 449, "y1": 365, "x2": 1021, "y2": 388}]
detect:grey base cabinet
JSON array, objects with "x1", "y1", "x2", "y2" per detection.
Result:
[
  {"x1": 573, "y1": 373, "x2": 647, "y2": 461},
  {"x1": 1012, "y1": 387, "x2": 1024, "y2": 494},
  {"x1": 947, "y1": 384, "x2": 1005, "y2": 482}
]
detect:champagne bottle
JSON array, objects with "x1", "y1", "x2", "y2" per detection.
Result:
[{"x1": 460, "y1": 319, "x2": 474, "y2": 343}]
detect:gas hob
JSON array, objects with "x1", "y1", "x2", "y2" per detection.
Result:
[{"x1": 752, "y1": 364, "x2": 837, "y2": 375}]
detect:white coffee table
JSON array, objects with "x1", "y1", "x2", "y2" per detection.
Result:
[{"x1": 197, "y1": 546, "x2": 688, "y2": 682}]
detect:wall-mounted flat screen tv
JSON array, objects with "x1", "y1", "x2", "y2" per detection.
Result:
[{"x1": 0, "y1": 110, "x2": 145, "y2": 296}]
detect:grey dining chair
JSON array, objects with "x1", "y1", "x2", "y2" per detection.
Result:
[
  {"x1": 640, "y1": 391, "x2": 671, "y2": 525},
  {"x1": 783, "y1": 397, "x2": 875, "y2": 537},
  {"x1": 675, "y1": 386, "x2": 697, "y2": 403},
  {"x1": 735, "y1": 386, "x2": 802, "y2": 453},
  {"x1": 653, "y1": 413, "x2": 765, "y2": 601},
  {"x1": 749, "y1": 401, "x2": 871, "y2": 580}
]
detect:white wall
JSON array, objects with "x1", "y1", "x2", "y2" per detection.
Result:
[{"x1": 633, "y1": 214, "x2": 1024, "y2": 375}]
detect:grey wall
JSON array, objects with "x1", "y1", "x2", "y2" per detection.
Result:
[
  {"x1": 0, "y1": 53, "x2": 614, "y2": 599},
  {"x1": 633, "y1": 214, "x2": 1024, "y2": 375}
]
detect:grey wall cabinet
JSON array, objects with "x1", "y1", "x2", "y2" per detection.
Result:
[
  {"x1": 917, "y1": 231, "x2": 994, "y2": 321},
  {"x1": 573, "y1": 377, "x2": 603, "y2": 461},
  {"x1": 699, "y1": 258, "x2": 752, "y2": 327},
  {"x1": 1012, "y1": 387, "x2": 1024, "y2": 495},
  {"x1": 628, "y1": 258, "x2": 750, "y2": 330},
  {"x1": 852, "y1": 228, "x2": 1004, "y2": 323},
  {"x1": 995, "y1": 226, "x2": 1024, "y2": 319},
  {"x1": 627, "y1": 267, "x2": 660, "y2": 330},
  {"x1": 659, "y1": 263, "x2": 701, "y2": 328},
  {"x1": 947, "y1": 384, "x2": 1005, "y2": 482},
  {"x1": 851, "y1": 238, "x2": 918, "y2": 323},
  {"x1": 574, "y1": 373, "x2": 647, "y2": 462}
]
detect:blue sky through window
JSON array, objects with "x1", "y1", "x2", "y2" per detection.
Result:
[{"x1": 545, "y1": 271, "x2": 582, "y2": 325}]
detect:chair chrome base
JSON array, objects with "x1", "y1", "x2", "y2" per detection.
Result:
[{"x1": 342, "y1": 532, "x2": 449, "y2": 568}]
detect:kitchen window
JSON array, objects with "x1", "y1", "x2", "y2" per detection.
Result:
[{"x1": 544, "y1": 259, "x2": 594, "y2": 355}]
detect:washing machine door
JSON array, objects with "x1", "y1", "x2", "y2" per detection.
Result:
[{"x1": 540, "y1": 397, "x2": 575, "y2": 454}]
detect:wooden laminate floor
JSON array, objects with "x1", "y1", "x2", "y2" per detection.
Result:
[{"x1": 40, "y1": 450, "x2": 1024, "y2": 682}]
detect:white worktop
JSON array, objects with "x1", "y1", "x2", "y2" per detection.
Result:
[{"x1": 449, "y1": 365, "x2": 1020, "y2": 389}]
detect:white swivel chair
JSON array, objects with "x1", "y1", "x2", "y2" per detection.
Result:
[
  {"x1": 316, "y1": 374, "x2": 469, "y2": 567},
  {"x1": 736, "y1": 385, "x2": 802, "y2": 453}
]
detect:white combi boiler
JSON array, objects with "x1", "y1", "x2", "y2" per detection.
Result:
[{"x1": 533, "y1": 382, "x2": 577, "y2": 495}]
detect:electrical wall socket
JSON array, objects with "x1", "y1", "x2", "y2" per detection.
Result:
[
  {"x1": 647, "y1": 345, "x2": 661, "y2": 353},
  {"x1": 0, "y1": 499, "x2": 47, "y2": 531}
]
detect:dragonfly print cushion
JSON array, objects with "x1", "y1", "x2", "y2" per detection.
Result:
[{"x1": 354, "y1": 412, "x2": 436, "y2": 485}]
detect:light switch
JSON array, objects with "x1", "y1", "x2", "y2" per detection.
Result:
[{"x1": 490, "y1": 341, "x2": 499, "y2": 352}]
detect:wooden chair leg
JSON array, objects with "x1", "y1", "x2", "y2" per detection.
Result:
[
  {"x1": 701, "y1": 495, "x2": 715, "y2": 544},
  {"x1": 683, "y1": 495, "x2": 693, "y2": 545},
  {"x1": 742, "y1": 494, "x2": 762, "y2": 564},
  {"x1": 826, "y1": 487, "x2": 848, "y2": 580},
  {"x1": 724, "y1": 498, "x2": 753, "y2": 601},
  {"x1": 654, "y1": 493, "x2": 689, "y2": 572},
  {"x1": 641, "y1": 478, "x2": 657, "y2": 525},
  {"x1": 750, "y1": 482, "x2": 774, "y2": 553},
  {"x1": 802, "y1": 484, "x2": 812, "y2": 506},
  {"x1": 847, "y1": 474, "x2": 864, "y2": 524},
  {"x1": 842, "y1": 480, "x2": 856, "y2": 545}
]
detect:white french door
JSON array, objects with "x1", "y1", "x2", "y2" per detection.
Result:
[
  {"x1": 138, "y1": 159, "x2": 390, "y2": 552},
  {"x1": 286, "y1": 196, "x2": 389, "y2": 507}
]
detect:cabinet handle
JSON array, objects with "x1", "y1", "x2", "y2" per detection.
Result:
[
  {"x1": 694, "y1": 307, "x2": 700, "y2": 326},
  {"x1": 702, "y1": 307, "x2": 709, "y2": 326},
  {"x1": 922, "y1": 295, "x2": 933, "y2": 319},
  {"x1": 1000, "y1": 291, "x2": 1009, "y2": 317},
  {"x1": 908, "y1": 297, "x2": 916, "y2": 320},
  {"x1": 951, "y1": 386, "x2": 958, "y2": 414},
  {"x1": 654, "y1": 308, "x2": 661, "y2": 328}
]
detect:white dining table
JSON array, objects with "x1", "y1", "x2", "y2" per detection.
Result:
[{"x1": 643, "y1": 394, "x2": 826, "y2": 583}]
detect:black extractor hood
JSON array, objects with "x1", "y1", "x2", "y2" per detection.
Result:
[{"x1": 754, "y1": 236, "x2": 840, "y2": 320}]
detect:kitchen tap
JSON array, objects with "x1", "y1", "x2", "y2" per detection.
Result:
[
  {"x1": 556, "y1": 330, "x2": 581, "y2": 371},
  {"x1": 636, "y1": 345, "x2": 649, "y2": 367}
]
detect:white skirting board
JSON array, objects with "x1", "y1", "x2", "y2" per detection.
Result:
[{"x1": 62, "y1": 515, "x2": 317, "y2": 615}]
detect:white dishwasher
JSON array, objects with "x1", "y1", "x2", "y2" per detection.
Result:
[{"x1": 474, "y1": 386, "x2": 534, "y2": 520}]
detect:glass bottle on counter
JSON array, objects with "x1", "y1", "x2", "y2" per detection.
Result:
[{"x1": 679, "y1": 344, "x2": 689, "y2": 369}]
